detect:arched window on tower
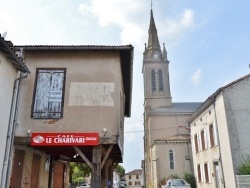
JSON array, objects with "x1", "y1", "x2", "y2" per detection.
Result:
[
  {"x1": 169, "y1": 149, "x2": 174, "y2": 169},
  {"x1": 158, "y1": 69, "x2": 163, "y2": 92},
  {"x1": 151, "y1": 69, "x2": 156, "y2": 92}
]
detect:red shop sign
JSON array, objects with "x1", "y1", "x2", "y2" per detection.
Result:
[{"x1": 31, "y1": 133, "x2": 99, "y2": 146}]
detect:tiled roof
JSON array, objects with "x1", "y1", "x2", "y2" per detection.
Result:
[
  {"x1": 155, "y1": 134, "x2": 190, "y2": 142},
  {"x1": 125, "y1": 169, "x2": 142, "y2": 175},
  {"x1": 150, "y1": 102, "x2": 202, "y2": 115}
]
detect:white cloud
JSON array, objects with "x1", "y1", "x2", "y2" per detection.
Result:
[
  {"x1": 78, "y1": 0, "x2": 147, "y2": 46},
  {"x1": 191, "y1": 68, "x2": 202, "y2": 86},
  {"x1": 78, "y1": 1, "x2": 196, "y2": 47},
  {"x1": 160, "y1": 9, "x2": 195, "y2": 45}
]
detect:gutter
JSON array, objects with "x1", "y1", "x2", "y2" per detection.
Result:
[
  {"x1": 212, "y1": 99, "x2": 225, "y2": 187},
  {"x1": 13, "y1": 45, "x2": 133, "y2": 51},
  {"x1": 1, "y1": 72, "x2": 29, "y2": 188}
]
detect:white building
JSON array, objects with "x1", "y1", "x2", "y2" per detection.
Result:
[
  {"x1": 0, "y1": 34, "x2": 29, "y2": 187},
  {"x1": 125, "y1": 169, "x2": 143, "y2": 187},
  {"x1": 188, "y1": 73, "x2": 250, "y2": 188}
]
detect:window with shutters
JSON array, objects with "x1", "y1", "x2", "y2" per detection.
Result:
[
  {"x1": 209, "y1": 124, "x2": 215, "y2": 147},
  {"x1": 194, "y1": 134, "x2": 199, "y2": 153},
  {"x1": 197, "y1": 164, "x2": 201, "y2": 182},
  {"x1": 201, "y1": 130, "x2": 205, "y2": 150},
  {"x1": 32, "y1": 68, "x2": 66, "y2": 119},
  {"x1": 204, "y1": 163, "x2": 209, "y2": 183}
]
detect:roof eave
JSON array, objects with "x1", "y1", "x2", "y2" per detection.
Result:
[{"x1": 0, "y1": 37, "x2": 30, "y2": 73}]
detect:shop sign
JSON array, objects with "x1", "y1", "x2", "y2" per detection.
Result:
[{"x1": 31, "y1": 133, "x2": 99, "y2": 146}]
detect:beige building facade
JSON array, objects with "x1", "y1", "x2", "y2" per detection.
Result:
[
  {"x1": 142, "y1": 10, "x2": 201, "y2": 188},
  {"x1": 188, "y1": 74, "x2": 250, "y2": 188},
  {"x1": 125, "y1": 169, "x2": 143, "y2": 187},
  {"x1": 10, "y1": 45, "x2": 133, "y2": 188},
  {"x1": 0, "y1": 35, "x2": 30, "y2": 187}
]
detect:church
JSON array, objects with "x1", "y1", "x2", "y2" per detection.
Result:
[{"x1": 142, "y1": 9, "x2": 202, "y2": 188}]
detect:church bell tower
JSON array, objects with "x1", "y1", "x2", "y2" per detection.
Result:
[{"x1": 142, "y1": 9, "x2": 172, "y2": 109}]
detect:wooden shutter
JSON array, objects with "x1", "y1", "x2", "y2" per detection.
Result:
[
  {"x1": 10, "y1": 150, "x2": 25, "y2": 188},
  {"x1": 32, "y1": 69, "x2": 66, "y2": 119},
  {"x1": 30, "y1": 154, "x2": 41, "y2": 188}
]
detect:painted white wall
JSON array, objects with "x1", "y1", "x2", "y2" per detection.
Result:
[{"x1": 0, "y1": 52, "x2": 19, "y2": 184}]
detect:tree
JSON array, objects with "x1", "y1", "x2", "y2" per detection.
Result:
[
  {"x1": 70, "y1": 162, "x2": 92, "y2": 185},
  {"x1": 183, "y1": 172, "x2": 196, "y2": 188},
  {"x1": 115, "y1": 164, "x2": 125, "y2": 177}
]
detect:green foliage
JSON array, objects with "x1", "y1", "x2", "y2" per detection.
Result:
[
  {"x1": 167, "y1": 174, "x2": 181, "y2": 179},
  {"x1": 115, "y1": 164, "x2": 125, "y2": 177},
  {"x1": 70, "y1": 162, "x2": 91, "y2": 177},
  {"x1": 183, "y1": 172, "x2": 197, "y2": 188},
  {"x1": 237, "y1": 155, "x2": 250, "y2": 175},
  {"x1": 70, "y1": 162, "x2": 91, "y2": 185}
]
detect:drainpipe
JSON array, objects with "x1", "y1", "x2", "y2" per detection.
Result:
[
  {"x1": 1, "y1": 72, "x2": 29, "y2": 188},
  {"x1": 212, "y1": 99, "x2": 225, "y2": 188}
]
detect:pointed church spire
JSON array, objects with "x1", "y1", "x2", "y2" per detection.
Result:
[
  {"x1": 143, "y1": 5, "x2": 172, "y2": 108},
  {"x1": 147, "y1": 9, "x2": 161, "y2": 52}
]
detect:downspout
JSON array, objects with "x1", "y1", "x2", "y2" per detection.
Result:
[
  {"x1": 212, "y1": 99, "x2": 225, "y2": 188},
  {"x1": 1, "y1": 72, "x2": 29, "y2": 188}
]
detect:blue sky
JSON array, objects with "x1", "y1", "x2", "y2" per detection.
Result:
[{"x1": 1, "y1": 0, "x2": 250, "y2": 173}]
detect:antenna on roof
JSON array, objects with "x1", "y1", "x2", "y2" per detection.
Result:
[
  {"x1": 151, "y1": 0, "x2": 153, "y2": 11},
  {"x1": 2, "y1": 31, "x2": 7, "y2": 39}
]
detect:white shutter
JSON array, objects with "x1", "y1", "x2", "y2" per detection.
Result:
[
  {"x1": 201, "y1": 163, "x2": 205, "y2": 183},
  {"x1": 207, "y1": 163, "x2": 211, "y2": 183},
  {"x1": 214, "y1": 123, "x2": 219, "y2": 146}
]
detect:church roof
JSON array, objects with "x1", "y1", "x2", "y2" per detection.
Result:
[
  {"x1": 150, "y1": 102, "x2": 202, "y2": 115},
  {"x1": 155, "y1": 134, "x2": 190, "y2": 142}
]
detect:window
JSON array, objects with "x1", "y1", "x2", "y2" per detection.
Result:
[
  {"x1": 129, "y1": 175, "x2": 131, "y2": 179},
  {"x1": 32, "y1": 68, "x2": 66, "y2": 119},
  {"x1": 209, "y1": 124, "x2": 215, "y2": 147},
  {"x1": 194, "y1": 134, "x2": 199, "y2": 153},
  {"x1": 135, "y1": 181, "x2": 140, "y2": 185},
  {"x1": 204, "y1": 163, "x2": 209, "y2": 183},
  {"x1": 169, "y1": 149, "x2": 174, "y2": 169},
  {"x1": 201, "y1": 130, "x2": 205, "y2": 150},
  {"x1": 128, "y1": 182, "x2": 132, "y2": 185},
  {"x1": 151, "y1": 69, "x2": 156, "y2": 91},
  {"x1": 136, "y1": 175, "x2": 139, "y2": 179},
  {"x1": 197, "y1": 164, "x2": 201, "y2": 182},
  {"x1": 158, "y1": 69, "x2": 163, "y2": 91}
]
